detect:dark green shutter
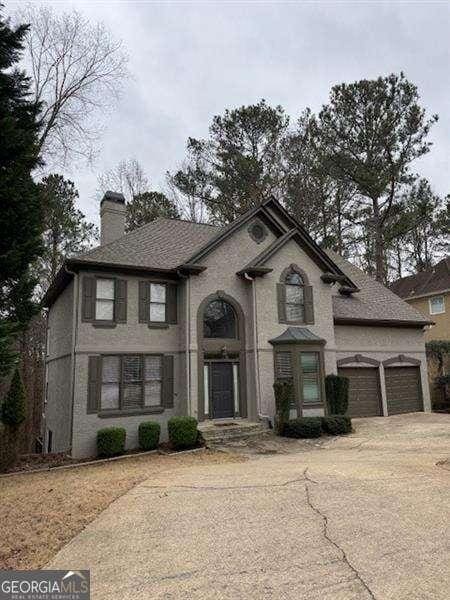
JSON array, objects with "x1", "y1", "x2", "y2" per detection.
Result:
[
  {"x1": 166, "y1": 283, "x2": 178, "y2": 324},
  {"x1": 277, "y1": 283, "x2": 287, "y2": 323},
  {"x1": 87, "y1": 355, "x2": 101, "y2": 413},
  {"x1": 162, "y1": 355, "x2": 174, "y2": 408},
  {"x1": 82, "y1": 276, "x2": 96, "y2": 321},
  {"x1": 115, "y1": 279, "x2": 127, "y2": 323},
  {"x1": 139, "y1": 281, "x2": 149, "y2": 323},
  {"x1": 304, "y1": 285, "x2": 314, "y2": 324}
]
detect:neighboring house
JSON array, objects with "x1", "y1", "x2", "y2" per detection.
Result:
[
  {"x1": 390, "y1": 258, "x2": 450, "y2": 342},
  {"x1": 43, "y1": 193, "x2": 432, "y2": 458}
]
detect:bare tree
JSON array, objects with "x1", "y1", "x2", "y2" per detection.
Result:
[
  {"x1": 18, "y1": 4, "x2": 129, "y2": 166},
  {"x1": 97, "y1": 159, "x2": 150, "y2": 202},
  {"x1": 166, "y1": 161, "x2": 210, "y2": 223}
]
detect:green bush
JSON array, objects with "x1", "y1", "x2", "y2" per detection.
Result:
[
  {"x1": 321, "y1": 415, "x2": 352, "y2": 435},
  {"x1": 282, "y1": 417, "x2": 322, "y2": 439},
  {"x1": 138, "y1": 421, "x2": 160, "y2": 451},
  {"x1": 97, "y1": 427, "x2": 126, "y2": 457},
  {"x1": 273, "y1": 380, "x2": 293, "y2": 435},
  {"x1": 325, "y1": 374, "x2": 349, "y2": 415},
  {"x1": 168, "y1": 416, "x2": 198, "y2": 449},
  {"x1": 1, "y1": 368, "x2": 26, "y2": 427}
]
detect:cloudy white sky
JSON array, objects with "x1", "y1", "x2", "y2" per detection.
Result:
[{"x1": 9, "y1": 0, "x2": 450, "y2": 226}]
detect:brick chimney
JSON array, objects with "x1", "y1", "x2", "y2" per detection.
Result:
[{"x1": 100, "y1": 191, "x2": 126, "y2": 245}]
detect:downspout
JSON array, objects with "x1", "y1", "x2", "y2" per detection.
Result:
[
  {"x1": 185, "y1": 276, "x2": 191, "y2": 416},
  {"x1": 41, "y1": 309, "x2": 49, "y2": 453},
  {"x1": 244, "y1": 272, "x2": 265, "y2": 419},
  {"x1": 66, "y1": 266, "x2": 79, "y2": 455}
]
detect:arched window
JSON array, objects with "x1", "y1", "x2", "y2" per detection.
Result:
[
  {"x1": 277, "y1": 264, "x2": 314, "y2": 324},
  {"x1": 203, "y1": 300, "x2": 237, "y2": 338},
  {"x1": 285, "y1": 271, "x2": 305, "y2": 321}
]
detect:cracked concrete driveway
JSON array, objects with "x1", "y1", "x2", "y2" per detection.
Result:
[{"x1": 49, "y1": 413, "x2": 450, "y2": 599}]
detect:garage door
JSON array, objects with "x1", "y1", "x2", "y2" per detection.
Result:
[
  {"x1": 338, "y1": 367, "x2": 382, "y2": 417},
  {"x1": 385, "y1": 366, "x2": 423, "y2": 415}
]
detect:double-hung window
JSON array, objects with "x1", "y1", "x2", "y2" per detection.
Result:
[
  {"x1": 96, "y1": 279, "x2": 115, "y2": 321},
  {"x1": 82, "y1": 276, "x2": 127, "y2": 325},
  {"x1": 150, "y1": 284, "x2": 166, "y2": 322},
  {"x1": 429, "y1": 296, "x2": 445, "y2": 315},
  {"x1": 139, "y1": 281, "x2": 177, "y2": 326}
]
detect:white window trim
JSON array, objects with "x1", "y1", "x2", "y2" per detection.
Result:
[{"x1": 429, "y1": 296, "x2": 445, "y2": 315}]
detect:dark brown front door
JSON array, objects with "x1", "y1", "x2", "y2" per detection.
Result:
[
  {"x1": 338, "y1": 367, "x2": 382, "y2": 417},
  {"x1": 210, "y1": 362, "x2": 234, "y2": 419}
]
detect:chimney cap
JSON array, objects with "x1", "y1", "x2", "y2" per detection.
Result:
[{"x1": 101, "y1": 190, "x2": 126, "y2": 206}]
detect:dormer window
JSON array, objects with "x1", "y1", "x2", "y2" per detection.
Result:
[{"x1": 277, "y1": 264, "x2": 314, "y2": 325}]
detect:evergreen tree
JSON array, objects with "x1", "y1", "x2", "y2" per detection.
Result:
[
  {"x1": 169, "y1": 100, "x2": 289, "y2": 224},
  {"x1": 310, "y1": 73, "x2": 437, "y2": 282},
  {"x1": 1, "y1": 367, "x2": 26, "y2": 427},
  {"x1": 37, "y1": 174, "x2": 97, "y2": 291},
  {"x1": 126, "y1": 191, "x2": 180, "y2": 232},
  {"x1": 0, "y1": 8, "x2": 43, "y2": 357}
]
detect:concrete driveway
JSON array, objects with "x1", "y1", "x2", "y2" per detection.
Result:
[{"x1": 49, "y1": 413, "x2": 450, "y2": 599}]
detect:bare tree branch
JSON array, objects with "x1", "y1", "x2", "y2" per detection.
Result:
[{"x1": 17, "y1": 4, "x2": 129, "y2": 167}]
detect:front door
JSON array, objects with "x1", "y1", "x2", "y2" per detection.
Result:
[{"x1": 210, "y1": 362, "x2": 234, "y2": 419}]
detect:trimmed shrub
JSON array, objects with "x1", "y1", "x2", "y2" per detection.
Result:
[
  {"x1": 273, "y1": 380, "x2": 293, "y2": 435},
  {"x1": 325, "y1": 374, "x2": 349, "y2": 415},
  {"x1": 282, "y1": 417, "x2": 322, "y2": 439},
  {"x1": 97, "y1": 427, "x2": 126, "y2": 457},
  {"x1": 321, "y1": 415, "x2": 352, "y2": 436},
  {"x1": 138, "y1": 421, "x2": 161, "y2": 451},
  {"x1": 168, "y1": 416, "x2": 198, "y2": 449}
]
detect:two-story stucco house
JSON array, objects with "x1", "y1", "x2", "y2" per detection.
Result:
[{"x1": 42, "y1": 192, "x2": 432, "y2": 458}]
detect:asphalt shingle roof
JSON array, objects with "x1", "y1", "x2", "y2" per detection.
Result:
[
  {"x1": 390, "y1": 257, "x2": 450, "y2": 299},
  {"x1": 73, "y1": 217, "x2": 429, "y2": 325},
  {"x1": 325, "y1": 249, "x2": 431, "y2": 325},
  {"x1": 75, "y1": 218, "x2": 222, "y2": 269}
]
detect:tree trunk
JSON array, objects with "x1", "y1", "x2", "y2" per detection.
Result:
[{"x1": 372, "y1": 197, "x2": 385, "y2": 282}]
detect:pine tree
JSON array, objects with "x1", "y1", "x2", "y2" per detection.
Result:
[
  {"x1": 126, "y1": 191, "x2": 180, "y2": 232},
  {"x1": 37, "y1": 174, "x2": 97, "y2": 291},
  {"x1": 1, "y1": 368, "x2": 26, "y2": 427},
  {"x1": 0, "y1": 8, "x2": 43, "y2": 378}
]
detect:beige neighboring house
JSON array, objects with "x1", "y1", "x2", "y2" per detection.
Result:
[
  {"x1": 43, "y1": 193, "x2": 432, "y2": 458},
  {"x1": 390, "y1": 257, "x2": 450, "y2": 342}
]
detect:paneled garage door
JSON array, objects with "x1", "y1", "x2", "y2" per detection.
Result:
[
  {"x1": 338, "y1": 367, "x2": 382, "y2": 417},
  {"x1": 385, "y1": 366, "x2": 423, "y2": 415}
]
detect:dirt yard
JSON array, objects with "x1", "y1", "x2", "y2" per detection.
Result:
[{"x1": 0, "y1": 450, "x2": 243, "y2": 570}]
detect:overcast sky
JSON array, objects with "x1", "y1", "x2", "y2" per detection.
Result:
[{"x1": 9, "y1": 0, "x2": 450, "y2": 226}]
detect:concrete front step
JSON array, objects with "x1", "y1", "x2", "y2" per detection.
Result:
[{"x1": 198, "y1": 421, "x2": 269, "y2": 446}]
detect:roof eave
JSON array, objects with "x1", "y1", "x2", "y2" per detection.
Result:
[
  {"x1": 237, "y1": 267, "x2": 273, "y2": 278},
  {"x1": 333, "y1": 317, "x2": 433, "y2": 328},
  {"x1": 401, "y1": 288, "x2": 450, "y2": 301}
]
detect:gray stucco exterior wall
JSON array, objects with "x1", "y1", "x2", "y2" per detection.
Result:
[{"x1": 44, "y1": 280, "x2": 74, "y2": 453}]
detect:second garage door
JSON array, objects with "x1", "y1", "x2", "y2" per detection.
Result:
[
  {"x1": 338, "y1": 367, "x2": 382, "y2": 417},
  {"x1": 385, "y1": 366, "x2": 423, "y2": 414}
]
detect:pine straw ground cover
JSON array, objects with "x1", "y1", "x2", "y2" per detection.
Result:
[{"x1": 0, "y1": 450, "x2": 244, "y2": 570}]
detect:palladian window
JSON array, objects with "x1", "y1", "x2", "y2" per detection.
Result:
[{"x1": 203, "y1": 300, "x2": 236, "y2": 338}]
